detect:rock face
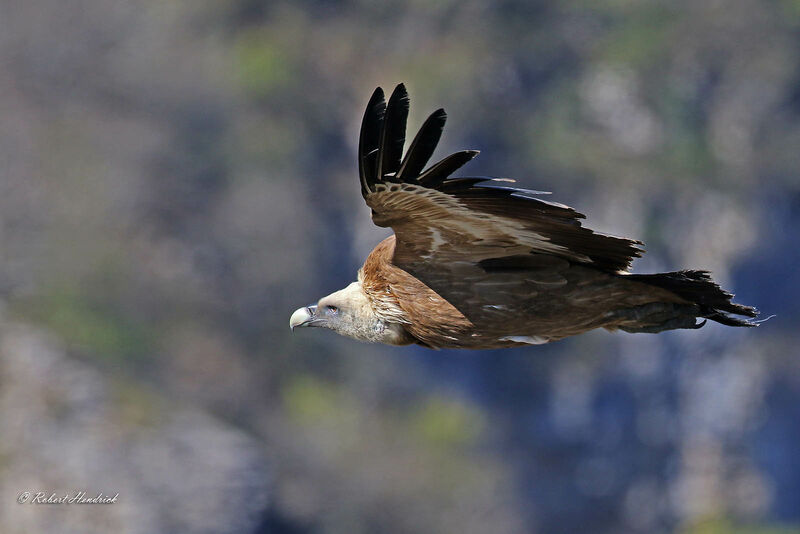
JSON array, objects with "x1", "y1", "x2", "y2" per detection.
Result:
[{"x1": 0, "y1": 323, "x2": 271, "y2": 534}]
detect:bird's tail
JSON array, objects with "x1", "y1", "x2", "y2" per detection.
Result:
[{"x1": 620, "y1": 270, "x2": 759, "y2": 332}]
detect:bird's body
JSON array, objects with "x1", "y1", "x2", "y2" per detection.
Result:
[{"x1": 290, "y1": 84, "x2": 758, "y2": 349}]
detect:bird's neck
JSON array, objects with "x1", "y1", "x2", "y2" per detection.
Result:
[{"x1": 336, "y1": 281, "x2": 414, "y2": 346}]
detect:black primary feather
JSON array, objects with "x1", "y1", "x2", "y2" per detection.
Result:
[
  {"x1": 417, "y1": 150, "x2": 480, "y2": 188},
  {"x1": 377, "y1": 84, "x2": 410, "y2": 182},
  {"x1": 359, "y1": 87, "x2": 386, "y2": 197},
  {"x1": 396, "y1": 108, "x2": 447, "y2": 182}
]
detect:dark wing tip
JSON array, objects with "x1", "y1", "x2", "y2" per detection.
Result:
[
  {"x1": 417, "y1": 150, "x2": 480, "y2": 188},
  {"x1": 396, "y1": 107, "x2": 449, "y2": 182},
  {"x1": 362, "y1": 85, "x2": 470, "y2": 195},
  {"x1": 378, "y1": 84, "x2": 411, "y2": 183},
  {"x1": 370, "y1": 86, "x2": 385, "y2": 102},
  {"x1": 359, "y1": 87, "x2": 387, "y2": 197}
]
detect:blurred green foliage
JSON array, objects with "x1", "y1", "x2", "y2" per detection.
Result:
[
  {"x1": 11, "y1": 287, "x2": 155, "y2": 365},
  {"x1": 283, "y1": 375, "x2": 484, "y2": 449},
  {"x1": 283, "y1": 374, "x2": 354, "y2": 426},
  {"x1": 234, "y1": 28, "x2": 295, "y2": 99},
  {"x1": 684, "y1": 518, "x2": 800, "y2": 534},
  {"x1": 112, "y1": 378, "x2": 167, "y2": 428},
  {"x1": 409, "y1": 397, "x2": 484, "y2": 449}
]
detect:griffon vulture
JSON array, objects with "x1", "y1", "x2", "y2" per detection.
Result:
[{"x1": 289, "y1": 84, "x2": 758, "y2": 349}]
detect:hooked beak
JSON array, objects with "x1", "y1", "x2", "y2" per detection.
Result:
[{"x1": 290, "y1": 305, "x2": 321, "y2": 330}]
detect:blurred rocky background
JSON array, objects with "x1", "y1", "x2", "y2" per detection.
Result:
[{"x1": 0, "y1": 1, "x2": 798, "y2": 533}]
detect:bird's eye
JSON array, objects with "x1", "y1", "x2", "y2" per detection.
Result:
[{"x1": 326, "y1": 305, "x2": 338, "y2": 314}]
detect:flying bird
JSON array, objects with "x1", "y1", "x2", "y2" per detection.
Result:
[{"x1": 289, "y1": 84, "x2": 758, "y2": 349}]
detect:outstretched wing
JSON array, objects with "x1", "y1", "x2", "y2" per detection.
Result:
[{"x1": 358, "y1": 84, "x2": 644, "y2": 281}]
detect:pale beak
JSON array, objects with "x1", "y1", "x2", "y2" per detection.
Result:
[{"x1": 290, "y1": 305, "x2": 319, "y2": 330}]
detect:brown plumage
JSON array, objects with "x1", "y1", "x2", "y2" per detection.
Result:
[{"x1": 289, "y1": 84, "x2": 759, "y2": 349}]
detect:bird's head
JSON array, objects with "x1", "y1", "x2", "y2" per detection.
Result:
[
  {"x1": 289, "y1": 282, "x2": 372, "y2": 338},
  {"x1": 289, "y1": 281, "x2": 412, "y2": 345}
]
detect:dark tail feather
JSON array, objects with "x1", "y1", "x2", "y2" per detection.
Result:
[{"x1": 627, "y1": 270, "x2": 759, "y2": 327}]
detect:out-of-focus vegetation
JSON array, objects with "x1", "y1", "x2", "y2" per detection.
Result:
[{"x1": 0, "y1": 1, "x2": 799, "y2": 533}]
